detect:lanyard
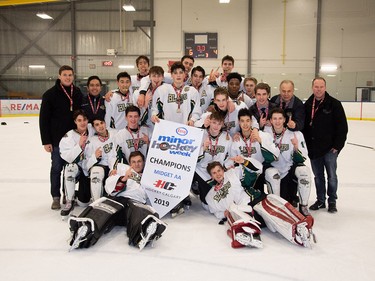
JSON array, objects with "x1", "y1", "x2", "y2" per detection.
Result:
[
  {"x1": 242, "y1": 134, "x2": 252, "y2": 157},
  {"x1": 209, "y1": 133, "x2": 220, "y2": 159},
  {"x1": 214, "y1": 179, "x2": 224, "y2": 191},
  {"x1": 127, "y1": 126, "x2": 140, "y2": 151},
  {"x1": 310, "y1": 97, "x2": 324, "y2": 126},
  {"x1": 273, "y1": 128, "x2": 286, "y2": 149},
  {"x1": 88, "y1": 95, "x2": 101, "y2": 115},
  {"x1": 61, "y1": 84, "x2": 73, "y2": 111},
  {"x1": 172, "y1": 84, "x2": 183, "y2": 113}
]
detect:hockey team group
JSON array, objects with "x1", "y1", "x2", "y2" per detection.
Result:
[{"x1": 39, "y1": 54, "x2": 348, "y2": 251}]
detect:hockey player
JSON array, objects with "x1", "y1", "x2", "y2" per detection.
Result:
[
  {"x1": 130, "y1": 55, "x2": 150, "y2": 93},
  {"x1": 230, "y1": 108, "x2": 280, "y2": 194},
  {"x1": 227, "y1": 72, "x2": 253, "y2": 108},
  {"x1": 136, "y1": 66, "x2": 164, "y2": 131},
  {"x1": 249, "y1": 83, "x2": 277, "y2": 131},
  {"x1": 264, "y1": 108, "x2": 311, "y2": 215},
  {"x1": 68, "y1": 151, "x2": 167, "y2": 251},
  {"x1": 195, "y1": 87, "x2": 242, "y2": 137},
  {"x1": 84, "y1": 117, "x2": 117, "y2": 201},
  {"x1": 194, "y1": 112, "x2": 233, "y2": 204},
  {"x1": 59, "y1": 110, "x2": 93, "y2": 218},
  {"x1": 243, "y1": 76, "x2": 257, "y2": 103},
  {"x1": 205, "y1": 161, "x2": 315, "y2": 249},
  {"x1": 111, "y1": 105, "x2": 150, "y2": 166},
  {"x1": 150, "y1": 62, "x2": 201, "y2": 126},
  {"x1": 105, "y1": 72, "x2": 135, "y2": 130},
  {"x1": 190, "y1": 66, "x2": 215, "y2": 113}
]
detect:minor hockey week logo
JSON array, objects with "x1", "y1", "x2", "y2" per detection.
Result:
[{"x1": 150, "y1": 126, "x2": 199, "y2": 157}]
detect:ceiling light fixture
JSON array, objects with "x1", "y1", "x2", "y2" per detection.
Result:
[
  {"x1": 122, "y1": 4, "x2": 136, "y2": 11},
  {"x1": 320, "y1": 64, "x2": 338, "y2": 72},
  {"x1": 219, "y1": 0, "x2": 230, "y2": 3},
  {"x1": 29, "y1": 65, "x2": 46, "y2": 69},
  {"x1": 36, "y1": 12, "x2": 53, "y2": 20},
  {"x1": 118, "y1": 65, "x2": 135, "y2": 69}
]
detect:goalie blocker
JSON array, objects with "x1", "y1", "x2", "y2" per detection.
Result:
[{"x1": 68, "y1": 197, "x2": 167, "y2": 251}]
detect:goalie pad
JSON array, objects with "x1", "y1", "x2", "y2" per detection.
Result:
[
  {"x1": 294, "y1": 165, "x2": 311, "y2": 206},
  {"x1": 224, "y1": 203, "x2": 263, "y2": 249},
  {"x1": 125, "y1": 200, "x2": 166, "y2": 248},
  {"x1": 64, "y1": 163, "x2": 79, "y2": 201},
  {"x1": 253, "y1": 194, "x2": 315, "y2": 248},
  {"x1": 68, "y1": 197, "x2": 124, "y2": 250},
  {"x1": 90, "y1": 166, "x2": 105, "y2": 201},
  {"x1": 265, "y1": 167, "x2": 280, "y2": 196}
]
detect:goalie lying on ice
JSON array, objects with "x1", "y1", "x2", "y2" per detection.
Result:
[{"x1": 204, "y1": 157, "x2": 315, "y2": 248}]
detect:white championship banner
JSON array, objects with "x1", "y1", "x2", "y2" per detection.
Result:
[{"x1": 141, "y1": 119, "x2": 204, "y2": 218}]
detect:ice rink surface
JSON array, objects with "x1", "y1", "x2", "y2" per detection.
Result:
[{"x1": 0, "y1": 116, "x2": 374, "y2": 281}]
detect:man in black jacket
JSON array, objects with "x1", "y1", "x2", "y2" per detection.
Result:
[
  {"x1": 39, "y1": 65, "x2": 83, "y2": 210},
  {"x1": 302, "y1": 77, "x2": 348, "y2": 213}
]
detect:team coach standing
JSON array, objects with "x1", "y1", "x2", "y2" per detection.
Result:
[{"x1": 303, "y1": 77, "x2": 348, "y2": 213}]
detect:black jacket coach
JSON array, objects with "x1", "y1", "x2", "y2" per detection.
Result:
[{"x1": 302, "y1": 92, "x2": 348, "y2": 159}]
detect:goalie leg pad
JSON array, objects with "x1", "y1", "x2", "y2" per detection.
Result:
[
  {"x1": 265, "y1": 167, "x2": 281, "y2": 196},
  {"x1": 64, "y1": 164, "x2": 79, "y2": 201},
  {"x1": 90, "y1": 166, "x2": 105, "y2": 201},
  {"x1": 125, "y1": 200, "x2": 166, "y2": 248},
  {"x1": 68, "y1": 197, "x2": 124, "y2": 249},
  {"x1": 253, "y1": 194, "x2": 314, "y2": 248},
  {"x1": 295, "y1": 165, "x2": 311, "y2": 207},
  {"x1": 224, "y1": 203, "x2": 263, "y2": 249}
]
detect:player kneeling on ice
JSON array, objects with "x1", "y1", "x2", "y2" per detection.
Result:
[
  {"x1": 68, "y1": 151, "x2": 167, "y2": 251},
  {"x1": 59, "y1": 110, "x2": 93, "y2": 218},
  {"x1": 205, "y1": 158, "x2": 315, "y2": 249}
]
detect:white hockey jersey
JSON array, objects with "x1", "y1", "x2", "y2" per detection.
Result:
[
  {"x1": 84, "y1": 128, "x2": 118, "y2": 172},
  {"x1": 196, "y1": 131, "x2": 232, "y2": 182},
  {"x1": 151, "y1": 84, "x2": 202, "y2": 124},
  {"x1": 105, "y1": 163, "x2": 147, "y2": 204},
  {"x1": 264, "y1": 127, "x2": 308, "y2": 179},
  {"x1": 230, "y1": 130, "x2": 279, "y2": 165},
  {"x1": 105, "y1": 90, "x2": 136, "y2": 130},
  {"x1": 112, "y1": 126, "x2": 150, "y2": 166},
  {"x1": 59, "y1": 127, "x2": 95, "y2": 176}
]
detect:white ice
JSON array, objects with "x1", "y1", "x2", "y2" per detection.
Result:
[{"x1": 0, "y1": 117, "x2": 374, "y2": 281}]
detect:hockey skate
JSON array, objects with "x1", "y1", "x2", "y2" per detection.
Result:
[
  {"x1": 299, "y1": 205, "x2": 310, "y2": 217},
  {"x1": 61, "y1": 200, "x2": 75, "y2": 220},
  {"x1": 170, "y1": 202, "x2": 184, "y2": 218},
  {"x1": 295, "y1": 221, "x2": 313, "y2": 248},
  {"x1": 225, "y1": 203, "x2": 263, "y2": 249},
  {"x1": 182, "y1": 196, "x2": 192, "y2": 210},
  {"x1": 138, "y1": 215, "x2": 167, "y2": 251}
]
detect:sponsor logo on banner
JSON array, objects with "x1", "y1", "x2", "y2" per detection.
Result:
[{"x1": 141, "y1": 119, "x2": 203, "y2": 218}]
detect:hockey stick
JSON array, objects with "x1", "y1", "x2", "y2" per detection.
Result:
[{"x1": 347, "y1": 142, "x2": 375, "y2": 150}]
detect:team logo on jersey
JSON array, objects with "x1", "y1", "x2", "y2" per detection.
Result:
[
  {"x1": 213, "y1": 181, "x2": 231, "y2": 202},
  {"x1": 102, "y1": 142, "x2": 113, "y2": 153},
  {"x1": 125, "y1": 139, "x2": 146, "y2": 149},
  {"x1": 117, "y1": 103, "x2": 133, "y2": 112},
  {"x1": 205, "y1": 145, "x2": 226, "y2": 156},
  {"x1": 130, "y1": 171, "x2": 141, "y2": 184},
  {"x1": 239, "y1": 146, "x2": 257, "y2": 157},
  {"x1": 168, "y1": 93, "x2": 187, "y2": 104},
  {"x1": 278, "y1": 143, "x2": 289, "y2": 152}
]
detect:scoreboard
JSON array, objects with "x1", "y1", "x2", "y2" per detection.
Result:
[{"x1": 184, "y1": 33, "x2": 218, "y2": 59}]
